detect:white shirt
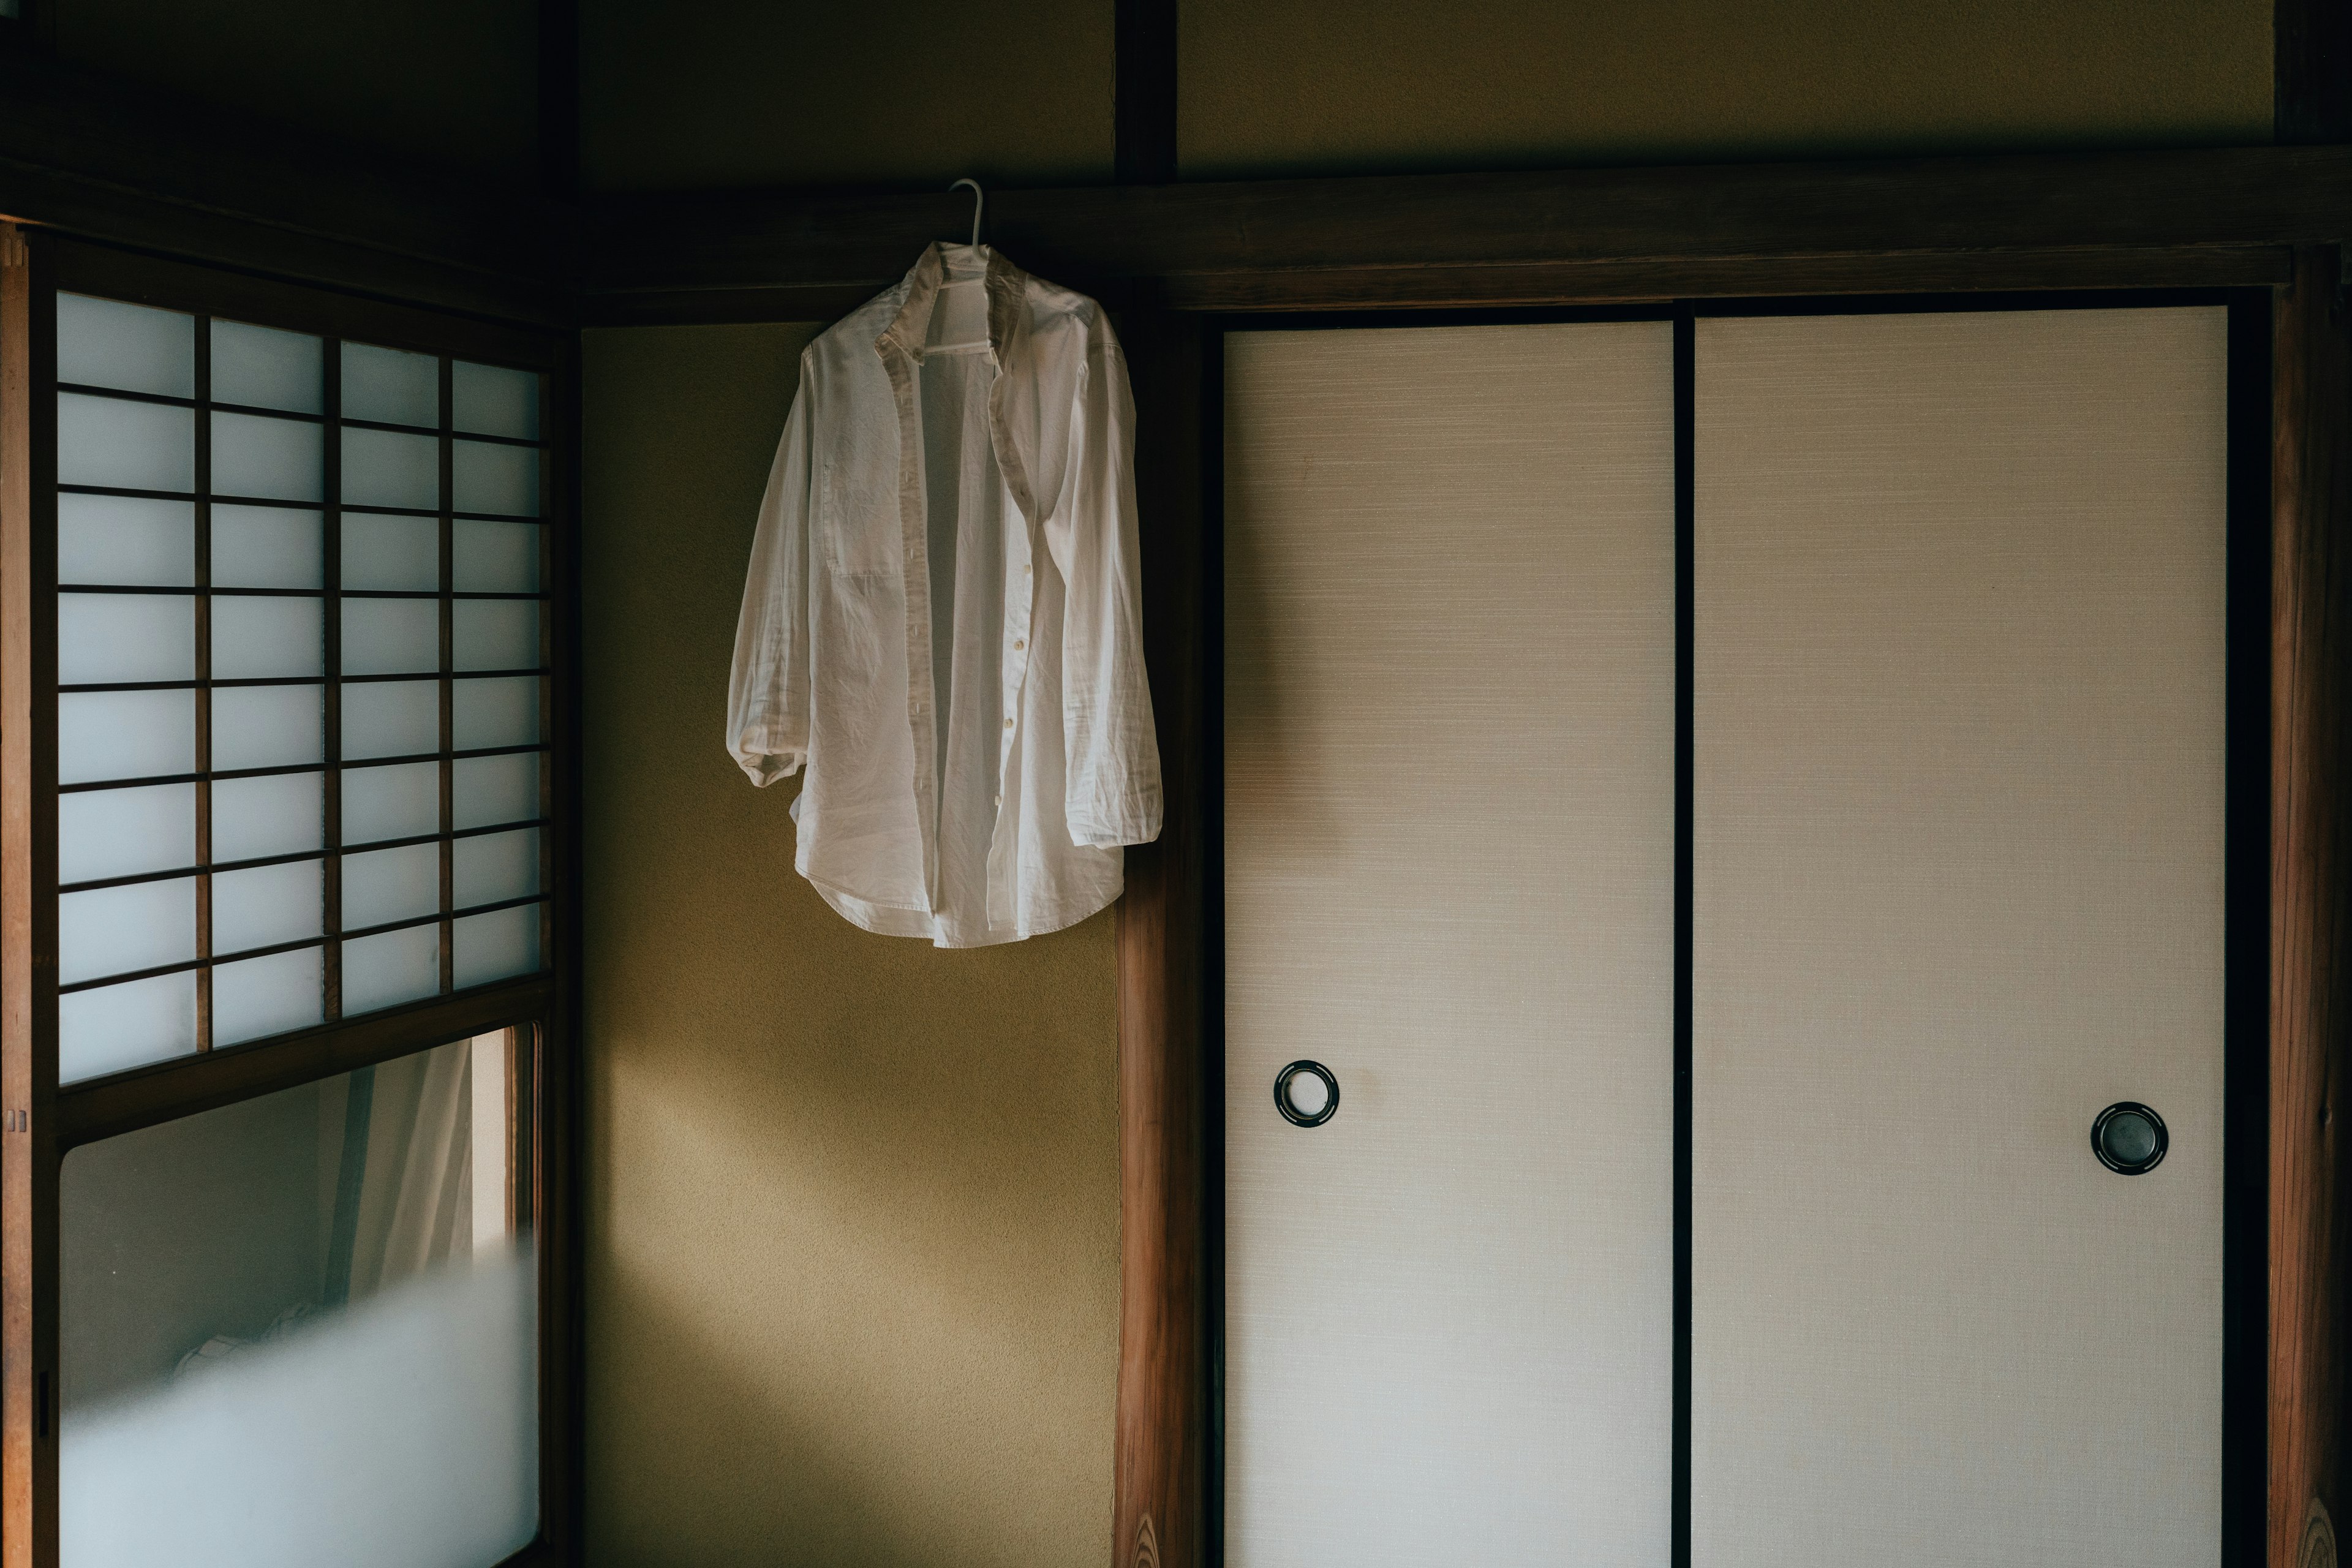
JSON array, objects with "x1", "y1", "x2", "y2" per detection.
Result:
[{"x1": 727, "y1": 243, "x2": 1163, "y2": 946}]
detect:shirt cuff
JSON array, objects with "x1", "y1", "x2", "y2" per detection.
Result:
[
  {"x1": 737, "y1": 750, "x2": 806, "y2": 788},
  {"x1": 1067, "y1": 791, "x2": 1163, "y2": 848}
]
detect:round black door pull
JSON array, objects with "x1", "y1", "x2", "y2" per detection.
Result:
[
  {"x1": 2092, "y1": 1101, "x2": 2168, "y2": 1175},
  {"x1": 1275, "y1": 1060, "x2": 1339, "y2": 1128}
]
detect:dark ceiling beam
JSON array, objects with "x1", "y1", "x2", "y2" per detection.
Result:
[
  {"x1": 2279, "y1": 0, "x2": 2352, "y2": 143},
  {"x1": 0, "y1": 42, "x2": 572, "y2": 327},
  {"x1": 1114, "y1": 0, "x2": 1178, "y2": 185},
  {"x1": 539, "y1": 0, "x2": 580, "y2": 201},
  {"x1": 577, "y1": 144, "x2": 2352, "y2": 324}
]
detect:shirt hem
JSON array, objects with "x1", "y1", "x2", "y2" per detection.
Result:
[{"x1": 799, "y1": 864, "x2": 1124, "y2": 949}]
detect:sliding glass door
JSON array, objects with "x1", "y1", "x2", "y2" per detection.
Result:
[{"x1": 2, "y1": 230, "x2": 576, "y2": 1568}]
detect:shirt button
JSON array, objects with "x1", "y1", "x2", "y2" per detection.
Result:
[
  {"x1": 1012, "y1": 638, "x2": 1025, "y2": 650},
  {"x1": 1023, "y1": 564, "x2": 1032, "y2": 575},
  {"x1": 993, "y1": 794, "x2": 1003, "y2": 807},
  {"x1": 1003, "y1": 717, "x2": 1014, "y2": 729}
]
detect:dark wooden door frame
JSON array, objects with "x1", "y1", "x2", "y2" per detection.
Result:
[{"x1": 1101, "y1": 259, "x2": 2350, "y2": 1568}]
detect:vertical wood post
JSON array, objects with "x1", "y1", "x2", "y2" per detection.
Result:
[
  {"x1": 1114, "y1": 307, "x2": 1210, "y2": 1568},
  {"x1": 2272, "y1": 243, "x2": 2352, "y2": 1568},
  {"x1": 0, "y1": 221, "x2": 57, "y2": 1568},
  {"x1": 1112, "y1": 0, "x2": 1179, "y2": 186}
]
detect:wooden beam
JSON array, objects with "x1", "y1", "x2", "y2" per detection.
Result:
[
  {"x1": 582, "y1": 246, "x2": 2300, "y2": 328},
  {"x1": 1114, "y1": 0, "x2": 1178, "y2": 186},
  {"x1": 0, "y1": 47, "x2": 570, "y2": 325},
  {"x1": 53, "y1": 976, "x2": 555, "y2": 1149},
  {"x1": 2271, "y1": 243, "x2": 2352, "y2": 1568},
  {"x1": 1114, "y1": 310, "x2": 1212, "y2": 1568},
  {"x1": 581, "y1": 145, "x2": 2352, "y2": 323},
  {"x1": 2272, "y1": 4, "x2": 2352, "y2": 1559},
  {"x1": 538, "y1": 0, "x2": 580, "y2": 201},
  {"x1": 2280, "y1": 0, "x2": 2352, "y2": 145},
  {"x1": 0, "y1": 221, "x2": 58, "y2": 1568}
]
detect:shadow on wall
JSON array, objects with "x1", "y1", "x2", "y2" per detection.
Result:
[{"x1": 581, "y1": 324, "x2": 1120, "y2": 1568}]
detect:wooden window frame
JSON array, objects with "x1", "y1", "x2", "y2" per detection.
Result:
[{"x1": 0, "y1": 229, "x2": 582, "y2": 1568}]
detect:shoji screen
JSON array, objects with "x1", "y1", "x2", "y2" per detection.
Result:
[
  {"x1": 1223, "y1": 322, "x2": 1676, "y2": 1564},
  {"x1": 1691, "y1": 308, "x2": 2228, "y2": 1565},
  {"x1": 54, "y1": 293, "x2": 550, "y2": 1084}
]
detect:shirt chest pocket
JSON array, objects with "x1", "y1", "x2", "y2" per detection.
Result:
[{"x1": 820, "y1": 458, "x2": 899, "y2": 578}]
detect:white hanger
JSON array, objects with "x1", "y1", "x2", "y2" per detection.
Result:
[
  {"x1": 928, "y1": 178, "x2": 992, "y2": 354},
  {"x1": 949, "y1": 178, "x2": 986, "y2": 249}
]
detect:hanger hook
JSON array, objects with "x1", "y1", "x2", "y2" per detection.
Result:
[{"x1": 949, "y1": 178, "x2": 984, "y2": 249}]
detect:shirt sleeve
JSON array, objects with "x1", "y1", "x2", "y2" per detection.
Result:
[
  {"x1": 726, "y1": 355, "x2": 816, "y2": 787},
  {"x1": 1041, "y1": 312, "x2": 1164, "y2": 847}
]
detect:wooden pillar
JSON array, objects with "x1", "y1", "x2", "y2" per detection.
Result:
[
  {"x1": 2272, "y1": 242, "x2": 2352, "y2": 1568},
  {"x1": 0, "y1": 221, "x2": 58, "y2": 1568},
  {"x1": 1112, "y1": 307, "x2": 1211, "y2": 1568}
]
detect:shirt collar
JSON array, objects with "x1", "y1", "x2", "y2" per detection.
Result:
[{"x1": 877, "y1": 241, "x2": 1025, "y2": 366}]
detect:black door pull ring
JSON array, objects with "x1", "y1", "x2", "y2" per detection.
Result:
[{"x1": 1275, "y1": 1060, "x2": 1340, "y2": 1128}]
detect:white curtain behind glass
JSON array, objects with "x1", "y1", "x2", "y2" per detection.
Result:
[{"x1": 60, "y1": 1033, "x2": 536, "y2": 1568}]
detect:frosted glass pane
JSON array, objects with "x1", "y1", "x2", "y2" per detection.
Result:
[
  {"x1": 454, "y1": 905, "x2": 539, "y2": 989},
  {"x1": 214, "y1": 859, "x2": 323, "y2": 954},
  {"x1": 59, "y1": 594, "x2": 194, "y2": 685},
  {"x1": 212, "y1": 597, "x2": 322, "y2": 680},
  {"x1": 342, "y1": 761, "x2": 440, "y2": 845},
  {"x1": 214, "y1": 773, "x2": 323, "y2": 863},
  {"x1": 453, "y1": 363, "x2": 538, "y2": 440},
  {"x1": 453, "y1": 679, "x2": 537, "y2": 752},
  {"x1": 342, "y1": 342, "x2": 440, "y2": 427},
  {"x1": 212, "y1": 946, "x2": 323, "y2": 1045},
  {"x1": 212, "y1": 321, "x2": 323, "y2": 414},
  {"x1": 57, "y1": 295, "x2": 193, "y2": 398},
  {"x1": 213, "y1": 413, "x2": 323, "y2": 503},
  {"x1": 453, "y1": 521, "x2": 539, "y2": 593},
  {"x1": 59, "y1": 1044, "x2": 537, "y2": 1566},
  {"x1": 60, "y1": 785, "x2": 196, "y2": 885},
  {"x1": 342, "y1": 842, "x2": 439, "y2": 930},
  {"x1": 59, "y1": 394, "x2": 193, "y2": 492},
  {"x1": 59, "y1": 971, "x2": 197, "y2": 1083},
  {"x1": 61, "y1": 691, "x2": 195, "y2": 785},
  {"x1": 341, "y1": 922, "x2": 442, "y2": 1012},
  {"x1": 212, "y1": 685, "x2": 322, "y2": 772},
  {"x1": 60, "y1": 876, "x2": 195, "y2": 986},
  {"x1": 452, "y1": 442, "x2": 538, "y2": 518},
  {"x1": 341, "y1": 600, "x2": 439, "y2": 676},
  {"x1": 454, "y1": 829, "x2": 538, "y2": 910},
  {"x1": 341, "y1": 514, "x2": 440, "y2": 591},
  {"x1": 452, "y1": 753, "x2": 538, "y2": 831},
  {"x1": 209, "y1": 506, "x2": 321, "y2": 590},
  {"x1": 340, "y1": 680, "x2": 438, "y2": 760},
  {"x1": 454, "y1": 601, "x2": 537, "y2": 672},
  {"x1": 59, "y1": 494, "x2": 194, "y2": 587},
  {"x1": 341, "y1": 429, "x2": 439, "y2": 511}
]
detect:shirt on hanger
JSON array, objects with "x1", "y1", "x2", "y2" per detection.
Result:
[{"x1": 726, "y1": 242, "x2": 1164, "y2": 946}]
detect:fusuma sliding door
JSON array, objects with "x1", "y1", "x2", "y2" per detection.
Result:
[
  {"x1": 1689, "y1": 306, "x2": 2242, "y2": 1566},
  {"x1": 1219, "y1": 301, "x2": 2251, "y2": 1562},
  {"x1": 1222, "y1": 322, "x2": 1678, "y2": 1564}
]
